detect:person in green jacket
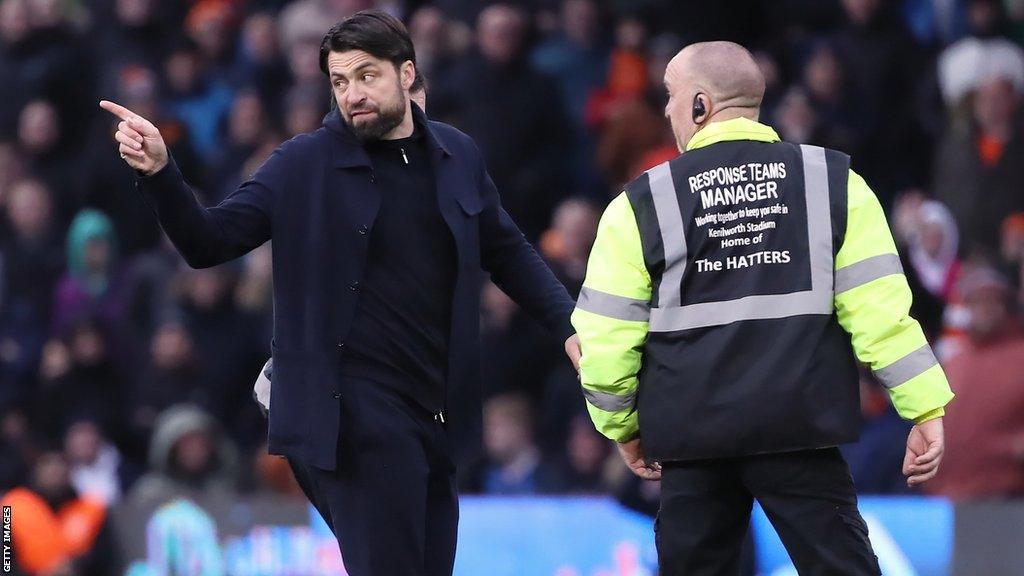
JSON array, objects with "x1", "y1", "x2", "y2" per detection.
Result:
[{"x1": 572, "y1": 41, "x2": 953, "y2": 574}]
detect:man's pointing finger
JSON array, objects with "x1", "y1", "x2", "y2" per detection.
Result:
[{"x1": 99, "y1": 100, "x2": 137, "y2": 122}]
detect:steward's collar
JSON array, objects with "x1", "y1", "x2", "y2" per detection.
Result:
[{"x1": 685, "y1": 117, "x2": 781, "y2": 152}]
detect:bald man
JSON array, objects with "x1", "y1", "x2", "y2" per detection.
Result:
[{"x1": 572, "y1": 42, "x2": 953, "y2": 574}]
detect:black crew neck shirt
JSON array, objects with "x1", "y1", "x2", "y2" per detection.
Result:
[{"x1": 341, "y1": 125, "x2": 458, "y2": 413}]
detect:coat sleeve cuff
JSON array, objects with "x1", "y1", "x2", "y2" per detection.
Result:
[
  {"x1": 555, "y1": 312, "x2": 576, "y2": 343},
  {"x1": 134, "y1": 156, "x2": 181, "y2": 195},
  {"x1": 913, "y1": 407, "x2": 944, "y2": 424}
]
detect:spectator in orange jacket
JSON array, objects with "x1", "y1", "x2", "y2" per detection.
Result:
[{"x1": 0, "y1": 451, "x2": 118, "y2": 575}]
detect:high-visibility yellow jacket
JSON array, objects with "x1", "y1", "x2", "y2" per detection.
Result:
[{"x1": 572, "y1": 118, "x2": 954, "y2": 453}]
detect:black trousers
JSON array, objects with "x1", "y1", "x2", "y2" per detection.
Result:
[
  {"x1": 656, "y1": 447, "x2": 881, "y2": 576},
  {"x1": 286, "y1": 377, "x2": 458, "y2": 576}
]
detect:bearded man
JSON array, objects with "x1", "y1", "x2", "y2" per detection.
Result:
[{"x1": 100, "y1": 10, "x2": 580, "y2": 576}]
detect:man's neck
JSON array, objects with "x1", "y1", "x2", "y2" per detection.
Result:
[{"x1": 683, "y1": 108, "x2": 760, "y2": 150}]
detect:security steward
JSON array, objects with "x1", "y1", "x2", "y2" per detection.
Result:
[{"x1": 572, "y1": 41, "x2": 954, "y2": 575}]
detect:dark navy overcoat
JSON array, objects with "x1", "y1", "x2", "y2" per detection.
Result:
[{"x1": 136, "y1": 104, "x2": 575, "y2": 470}]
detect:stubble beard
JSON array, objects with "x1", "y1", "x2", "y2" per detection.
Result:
[{"x1": 346, "y1": 80, "x2": 407, "y2": 142}]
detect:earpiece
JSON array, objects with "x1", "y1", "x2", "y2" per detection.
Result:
[{"x1": 692, "y1": 93, "x2": 707, "y2": 124}]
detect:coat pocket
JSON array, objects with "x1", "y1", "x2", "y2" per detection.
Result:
[{"x1": 456, "y1": 193, "x2": 483, "y2": 216}]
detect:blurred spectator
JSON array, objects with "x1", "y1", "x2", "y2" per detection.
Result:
[
  {"x1": 0, "y1": 404, "x2": 38, "y2": 490},
  {"x1": 127, "y1": 403, "x2": 240, "y2": 508},
  {"x1": 891, "y1": 193, "x2": 964, "y2": 343},
  {"x1": 0, "y1": 139, "x2": 28, "y2": 195},
  {"x1": 0, "y1": 0, "x2": 34, "y2": 135},
  {"x1": 831, "y1": 0, "x2": 928, "y2": 201},
  {"x1": 1008, "y1": 0, "x2": 1024, "y2": 44},
  {"x1": 478, "y1": 281, "x2": 561, "y2": 402},
  {"x1": 538, "y1": 198, "x2": 599, "y2": 295},
  {"x1": 0, "y1": 451, "x2": 119, "y2": 575},
  {"x1": 116, "y1": 234, "x2": 181, "y2": 364},
  {"x1": 209, "y1": 89, "x2": 276, "y2": 202},
  {"x1": 234, "y1": 242, "x2": 274, "y2": 316},
  {"x1": 407, "y1": 5, "x2": 455, "y2": 83},
  {"x1": 896, "y1": 197, "x2": 962, "y2": 301},
  {"x1": 933, "y1": 75, "x2": 1024, "y2": 259},
  {"x1": 532, "y1": 0, "x2": 608, "y2": 126},
  {"x1": 32, "y1": 319, "x2": 125, "y2": 448},
  {"x1": 773, "y1": 86, "x2": 820, "y2": 145},
  {"x1": 938, "y1": 0, "x2": 1024, "y2": 107},
  {"x1": 130, "y1": 322, "x2": 207, "y2": 442},
  {"x1": 927, "y1": 267, "x2": 1024, "y2": 500},
  {"x1": 1001, "y1": 211, "x2": 1024, "y2": 265},
  {"x1": 0, "y1": 0, "x2": 94, "y2": 145},
  {"x1": 51, "y1": 209, "x2": 133, "y2": 355},
  {"x1": 282, "y1": 81, "x2": 327, "y2": 136},
  {"x1": 585, "y1": 15, "x2": 647, "y2": 128},
  {"x1": 798, "y1": 41, "x2": 864, "y2": 154},
  {"x1": 590, "y1": 18, "x2": 672, "y2": 187},
  {"x1": 278, "y1": 0, "x2": 371, "y2": 55},
  {"x1": 251, "y1": 439, "x2": 304, "y2": 497},
  {"x1": 0, "y1": 179, "x2": 62, "y2": 403},
  {"x1": 232, "y1": 12, "x2": 291, "y2": 118},
  {"x1": 16, "y1": 100, "x2": 81, "y2": 222},
  {"x1": 532, "y1": 0, "x2": 609, "y2": 194},
  {"x1": 63, "y1": 417, "x2": 138, "y2": 506},
  {"x1": 184, "y1": 0, "x2": 238, "y2": 79},
  {"x1": 433, "y1": 3, "x2": 571, "y2": 240},
  {"x1": 94, "y1": 0, "x2": 173, "y2": 74},
  {"x1": 162, "y1": 38, "x2": 234, "y2": 159},
  {"x1": 627, "y1": 33, "x2": 683, "y2": 176},
  {"x1": 175, "y1": 264, "x2": 267, "y2": 449},
  {"x1": 460, "y1": 392, "x2": 563, "y2": 494},
  {"x1": 549, "y1": 414, "x2": 611, "y2": 494},
  {"x1": 903, "y1": 0, "x2": 970, "y2": 46},
  {"x1": 1003, "y1": 211, "x2": 1024, "y2": 307}
]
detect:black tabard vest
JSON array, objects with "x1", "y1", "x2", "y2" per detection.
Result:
[{"x1": 626, "y1": 141, "x2": 860, "y2": 461}]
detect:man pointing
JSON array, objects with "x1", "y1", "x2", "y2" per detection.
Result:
[
  {"x1": 102, "y1": 10, "x2": 579, "y2": 576},
  {"x1": 572, "y1": 41, "x2": 953, "y2": 574}
]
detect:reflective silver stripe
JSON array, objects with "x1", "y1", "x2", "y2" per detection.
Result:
[
  {"x1": 648, "y1": 145, "x2": 834, "y2": 332},
  {"x1": 872, "y1": 345, "x2": 939, "y2": 389},
  {"x1": 582, "y1": 387, "x2": 637, "y2": 412},
  {"x1": 802, "y1": 145, "x2": 833, "y2": 293},
  {"x1": 648, "y1": 163, "x2": 687, "y2": 308},
  {"x1": 835, "y1": 253, "x2": 904, "y2": 294},
  {"x1": 650, "y1": 291, "x2": 833, "y2": 332},
  {"x1": 576, "y1": 286, "x2": 651, "y2": 322}
]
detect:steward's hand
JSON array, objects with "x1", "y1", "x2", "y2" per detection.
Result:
[
  {"x1": 617, "y1": 438, "x2": 661, "y2": 481},
  {"x1": 99, "y1": 100, "x2": 169, "y2": 176},
  {"x1": 903, "y1": 417, "x2": 944, "y2": 487}
]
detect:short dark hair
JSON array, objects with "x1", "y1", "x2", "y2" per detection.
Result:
[{"x1": 318, "y1": 10, "x2": 416, "y2": 76}]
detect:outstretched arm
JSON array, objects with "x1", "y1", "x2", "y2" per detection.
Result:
[{"x1": 100, "y1": 100, "x2": 276, "y2": 268}]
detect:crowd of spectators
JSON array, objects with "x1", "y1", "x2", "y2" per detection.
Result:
[{"x1": 3, "y1": 0, "x2": 1024, "y2": 571}]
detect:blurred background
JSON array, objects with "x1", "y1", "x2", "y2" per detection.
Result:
[{"x1": 1, "y1": 0, "x2": 1023, "y2": 574}]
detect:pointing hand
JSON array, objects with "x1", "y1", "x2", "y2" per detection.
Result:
[{"x1": 99, "y1": 100, "x2": 169, "y2": 176}]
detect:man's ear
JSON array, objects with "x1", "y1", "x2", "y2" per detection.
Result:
[{"x1": 400, "y1": 60, "x2": 416, "y2": 91}]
